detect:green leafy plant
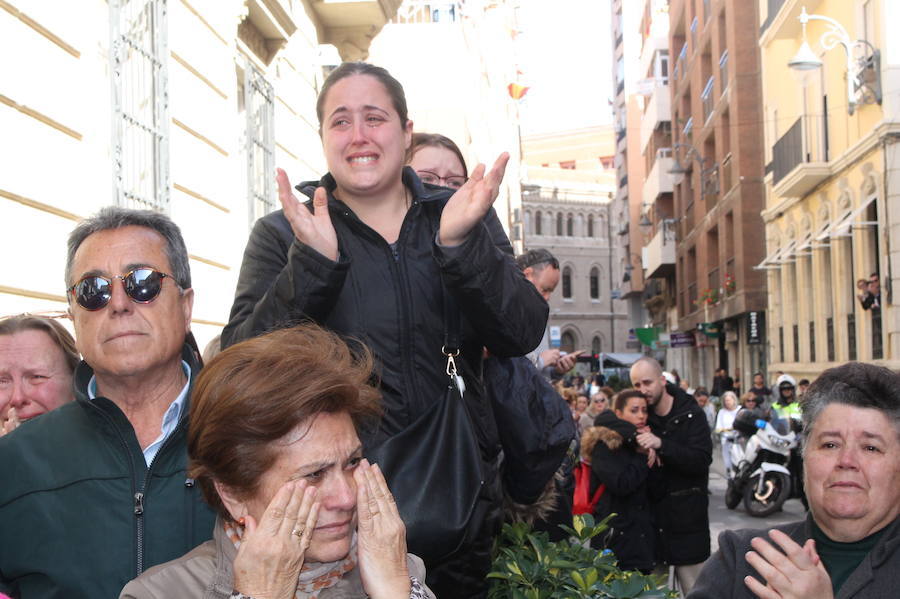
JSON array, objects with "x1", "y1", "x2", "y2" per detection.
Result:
[{"x1": 488, "y1": 514, "x2": 672, "y2": 599}]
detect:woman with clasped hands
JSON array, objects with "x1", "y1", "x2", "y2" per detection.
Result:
[
  {"x1": 120, "y1": 325, "x2": 434, "y2": 599},
  {"x1": 688, "y1": 362, "x2": 900, "y2": 599}
]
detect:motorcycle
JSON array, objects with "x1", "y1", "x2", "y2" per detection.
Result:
[{"x1": 724, "y1": 413, "x2": 799, "y2": 517}]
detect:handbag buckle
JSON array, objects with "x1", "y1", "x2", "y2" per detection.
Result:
[{"x1": 442, "y1": 346, "x2": 460, "y2": 376}]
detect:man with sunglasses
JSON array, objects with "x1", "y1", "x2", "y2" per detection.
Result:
[{"x1": 0, "y1": 207, "x2": 215, "y2": 598}]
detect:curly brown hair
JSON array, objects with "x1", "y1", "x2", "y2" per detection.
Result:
[{"x1": 188, "y1": 324, "x2": 383, "y2": 520}]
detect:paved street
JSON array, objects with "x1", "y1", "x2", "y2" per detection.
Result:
[{"x1": 707, "y1": 442, "x2": 806, "y2": 554}]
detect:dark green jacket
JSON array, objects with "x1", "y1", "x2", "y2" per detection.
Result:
[{"x1": 0, "y1": 345, "x2": 215, "y2": 598}]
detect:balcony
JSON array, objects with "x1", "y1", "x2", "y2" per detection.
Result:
[
  {"x1": 640, "y1": 82, "x2": 671, "y2": 154},
  {"x1": 772, "y1": 115, "x2": 829, "y2": 198},
  {"x1": 311, "y1": 0, "x2": 404, "y2": 59},
  {"x1": 642, "y1": 148, "x2": 674, "y2": 209},
  {"x1": 644, "y1": 220, "x2": 676, "y2": 279},
  {"x1": 639, "y1": 34, "x2": 669, "y2": 82}
]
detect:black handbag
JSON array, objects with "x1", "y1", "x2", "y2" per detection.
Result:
[{"x1": 364, "y1": 291, "x2": 484, "y2": 564}]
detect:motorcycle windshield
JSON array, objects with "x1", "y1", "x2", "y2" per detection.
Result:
[{"x1": 769, "y1": 417, "x2": 791, "y2": 436}]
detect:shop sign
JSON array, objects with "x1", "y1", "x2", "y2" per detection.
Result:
[
  {"x1": 747, "y1": 311, "x2": 764, "y2": 345},
  {"x1": 670, "y1": 332, "x2": 696, "y2": 348},
  {"x1": 698, "y1": 322, "x2": 721, "y2": 338}
]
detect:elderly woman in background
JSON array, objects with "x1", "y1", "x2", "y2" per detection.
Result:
[
  {"x1": 121, "y1": 325, "x2": 433, "y2": 599},
  {"x1": 689, "y1": 362, "x2": 900, "y2": 599},
  {"x1": 0, "y1": 314, "x2": 79, "y2": 435}
]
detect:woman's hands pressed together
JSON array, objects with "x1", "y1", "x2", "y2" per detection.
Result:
[
  {"x1": 438, "y1": 153, "x2": 510, "y2": 247},
  {"x1": 744, "y1": 529, "x2": 833, "y2": 599},
  {"x1": 276, "y1": 168, "x2": 339, "y2": 261},
  {"x1": 355, "y1": 459, "x2": 411, "y2": 599},
  {"x1": 233, "y1": 479, "x2": 320, "y2": 599}
]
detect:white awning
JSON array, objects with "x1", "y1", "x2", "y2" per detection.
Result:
[
  {"x1": 754, "y1": 244, "x2": 787, "y2": 270},
  {"x1": 776, "y1": 240, "x2": 799, "y2": 264},
  {"x1": 820, "y1": 196, "x2": 878, "y2": 240}
]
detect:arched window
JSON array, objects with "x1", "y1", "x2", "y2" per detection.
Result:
[
  {"x1": 590, "y1": 267, "x2": 600, "y2": 299},
  {"x1": 562, "y1": 266, "x2": 572, "y2": 299},
  {"x1": 561, "y1": 331, "x2": 576, "y2": 353},
  {"x1": 556, "y1": 213, "x2": 564, "y2": 236},
  {"x1": 535, "y1": 211, "x2": 542, "y2": 235},
  {"x1": 566, "y1": 213, "x2": 574, "y2": 236},
  {"x1": 587, "y1": 214, "x2": 594, "y2": 237},
  {"x1": 592, "y1": 336, "x2": 602, "y2": 355},
  {"x1": 525, "y1": 210, "x2": 532, "y2": 235}
]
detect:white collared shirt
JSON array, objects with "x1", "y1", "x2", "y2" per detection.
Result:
[{"x1": 88, "y1": 361, "x2": 191, "y2": 466}]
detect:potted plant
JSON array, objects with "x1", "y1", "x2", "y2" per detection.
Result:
[{"x1": 488, "y1": 514, "x2": 672, "y2": 598}]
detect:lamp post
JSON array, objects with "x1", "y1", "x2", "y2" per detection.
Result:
[{"x1": 788, "y1": 6, "x2": 882, "y2": 115}]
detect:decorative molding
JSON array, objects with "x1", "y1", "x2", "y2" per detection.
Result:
[
  {"x1": 179, "y1": 0, "x2": 230, "y2": 46},
  {"x1": 170, "y1": 51, "x2": 228, "y2": 100},
  {"x1": 0, "y1": 188, "x2": 81, "y2": 221},
  {"x1": 0, "y1": 94, "x2": 82, "y2": 141},
  {"x1": 0, "y1": 0, "x2": 80, "y2": 58},
  {"x1": 173, "y1": 182, "x2": 229, "y2": 213},
  {"x1": 188, "y1": 254, "x2": 230, "y2": 271},
  {"x1": 0, "y1": 284, "x2": 66, "y2": 304},
  {"x1": 172, "y1": 118, "x2": 229, "y2": 156}
]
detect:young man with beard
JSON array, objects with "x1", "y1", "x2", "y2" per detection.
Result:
[{"x1": 630, "y1": 357, "x2": 712, "y2": 594}]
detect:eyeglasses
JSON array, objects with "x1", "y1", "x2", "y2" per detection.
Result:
[
  {"x1": 416, "y1": 170, "x2": 467, "y2": 190},
  {"x1": 68, "y1": 268, "x2": 179, "y2": 311}
]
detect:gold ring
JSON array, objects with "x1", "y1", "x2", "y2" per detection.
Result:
[{"x1": 291, "y1": 526, "x2": 304, "y2": 538}]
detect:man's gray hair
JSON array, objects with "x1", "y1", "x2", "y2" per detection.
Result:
[
  {"x1": 801, "y1": 362, "x2": 900, "y2": 455},
  {"x1": 65, "y1": 207, "x2": 191, "y2": 289}
]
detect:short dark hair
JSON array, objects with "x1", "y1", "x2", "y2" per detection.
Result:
[
  {"x1": 798, "y1": 379, "x2": 810, "y2": 386},
  {"x1": 407, "y1": 132, "x2": 468, "y2": 178},
  {"x1": 0, "y1": 315, "x2": 80, "y2": 373},
  {"x1": 801, "y1": 362, "x2": 900, "y2": 450},
  {"x1": 515, "y1": 248, "x2": 559, "y2": 272},
  {"x1": 316, "y1": 62, "x2": 408, "y2": 136},
  {"x1": 693, "y1": 386, "x2": 709, "y2": 398},
  {"x1": 188, "y1": 324, "x2": 383, "y2": 521},
  {"x1": 66, "y1": 207, "x2": 191, "y2": 289},
  {"x1": 613, "y1": 389, "x2": 647, "y2": 412}
]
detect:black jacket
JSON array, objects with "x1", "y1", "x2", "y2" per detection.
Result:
[
  {"x1": 222, "y1": 169, "x2": 546, "y2": 452},
  {"x1": 647, "y1": 383, "x2": 713, "y2": 566},
  {"x1": 689, "y1": 516, "x2": 900, "y2": 599},
  {"x1": 583, "y1": 411, "x2": 656, "y2": 572},
  {"x1": 0, "y1": 345, "x2": 216, "y2": 599}
]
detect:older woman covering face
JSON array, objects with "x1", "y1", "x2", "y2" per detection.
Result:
[
  {"x1": 120, "y1": 325, "x2": 433, "y2": 599},
  {"x1": 689, "y1": 362, "x2": 900, "y2": 599}
]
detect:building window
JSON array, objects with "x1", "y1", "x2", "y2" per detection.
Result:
[
  {"x1": 561, "y1": 331, "x2": 575, "y2": 353},
  {"x1": 826, "y1": 317, "x2": 835, "y2": 361},
  {"x1": 557, "y1": 213, "x2": 564, "y2": 236},
  {"x1": 793, "y1": 324, "x2": 799, "y2": 362},
  {"x1": 719, "y1": 50, "x2": 729, "y2": 94},
  {"x1": 872, "y1": 307, "x2": 883, "y2": 359},
  {"x1": 245, "y1": 61, "x2": 275, "y2": 226},
  {"x1": 587, "y1": 215, "x2": 594, "y2": 237},
  {"x1": 566, "y1": 214, "x2": 574, "y2": 236},
  {"x1": 109, "y1": 0, "x2": 169, "y2": 211},
  {"x1": 535, "y1": 210, "x2": 542, "y2": 235},
  {"x1": 809, "y1": 321, "x2": 816, "y2": 362},
  {"x1": 701, "y1": 76, "x2": 715, "y2": 122},
  {"x1": 592, "y1": 336, "x2": 602, "y2": 355},
  {"x1": 560, "y1": 160, "x2": 576, "y2": 170},
  {"x1": 848, "y1": 313, "x2": 857, "y2": 360},
  {"x1": 779, "y1": 326, "x2": 784, "y2": 362},
  {"x1": 562, "y1": 266, "x2": 572, "y2": 299},
  {"x1": 590, "y1": 267, "x2": 599, "y2": 300}
]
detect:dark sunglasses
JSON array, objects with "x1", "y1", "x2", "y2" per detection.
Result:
[{"x1": 68, "y1": 268, "x2": 178, "y2": 311}]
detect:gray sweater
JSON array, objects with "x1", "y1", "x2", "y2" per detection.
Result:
[{"x1": 688, "y1": 515, "x2": 900, "y2": 599}]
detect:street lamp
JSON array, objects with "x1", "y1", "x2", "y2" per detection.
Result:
[
  {"x1": 668, "y1": 142, "x2": 718, "y2": 199},
  {"x1": 788, "y1": 6, "x2": 882, "y2": 115}
]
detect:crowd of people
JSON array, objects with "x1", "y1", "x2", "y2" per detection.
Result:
[{"x1": 1, "y1": 61, "x2": 898, "y2": 599}]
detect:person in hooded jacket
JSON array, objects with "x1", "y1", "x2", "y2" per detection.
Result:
[
  {"x1": 582, "y1": 390, "x2": 659, "y2": 573},
  {"x1": 221, "y1": 62, "x2": 546, "y2": 598}
]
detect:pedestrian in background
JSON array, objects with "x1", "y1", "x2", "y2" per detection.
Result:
[
  {"x1": 714, "y1": 391, "x2": 741, "y2": 473},
  {"x1": 630, "y1": 357, "x2": 712, "y2": 594}
]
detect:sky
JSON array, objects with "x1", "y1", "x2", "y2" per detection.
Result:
[{"x1": 515, "y1": 0, "x2": 615, "y2": 135}]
